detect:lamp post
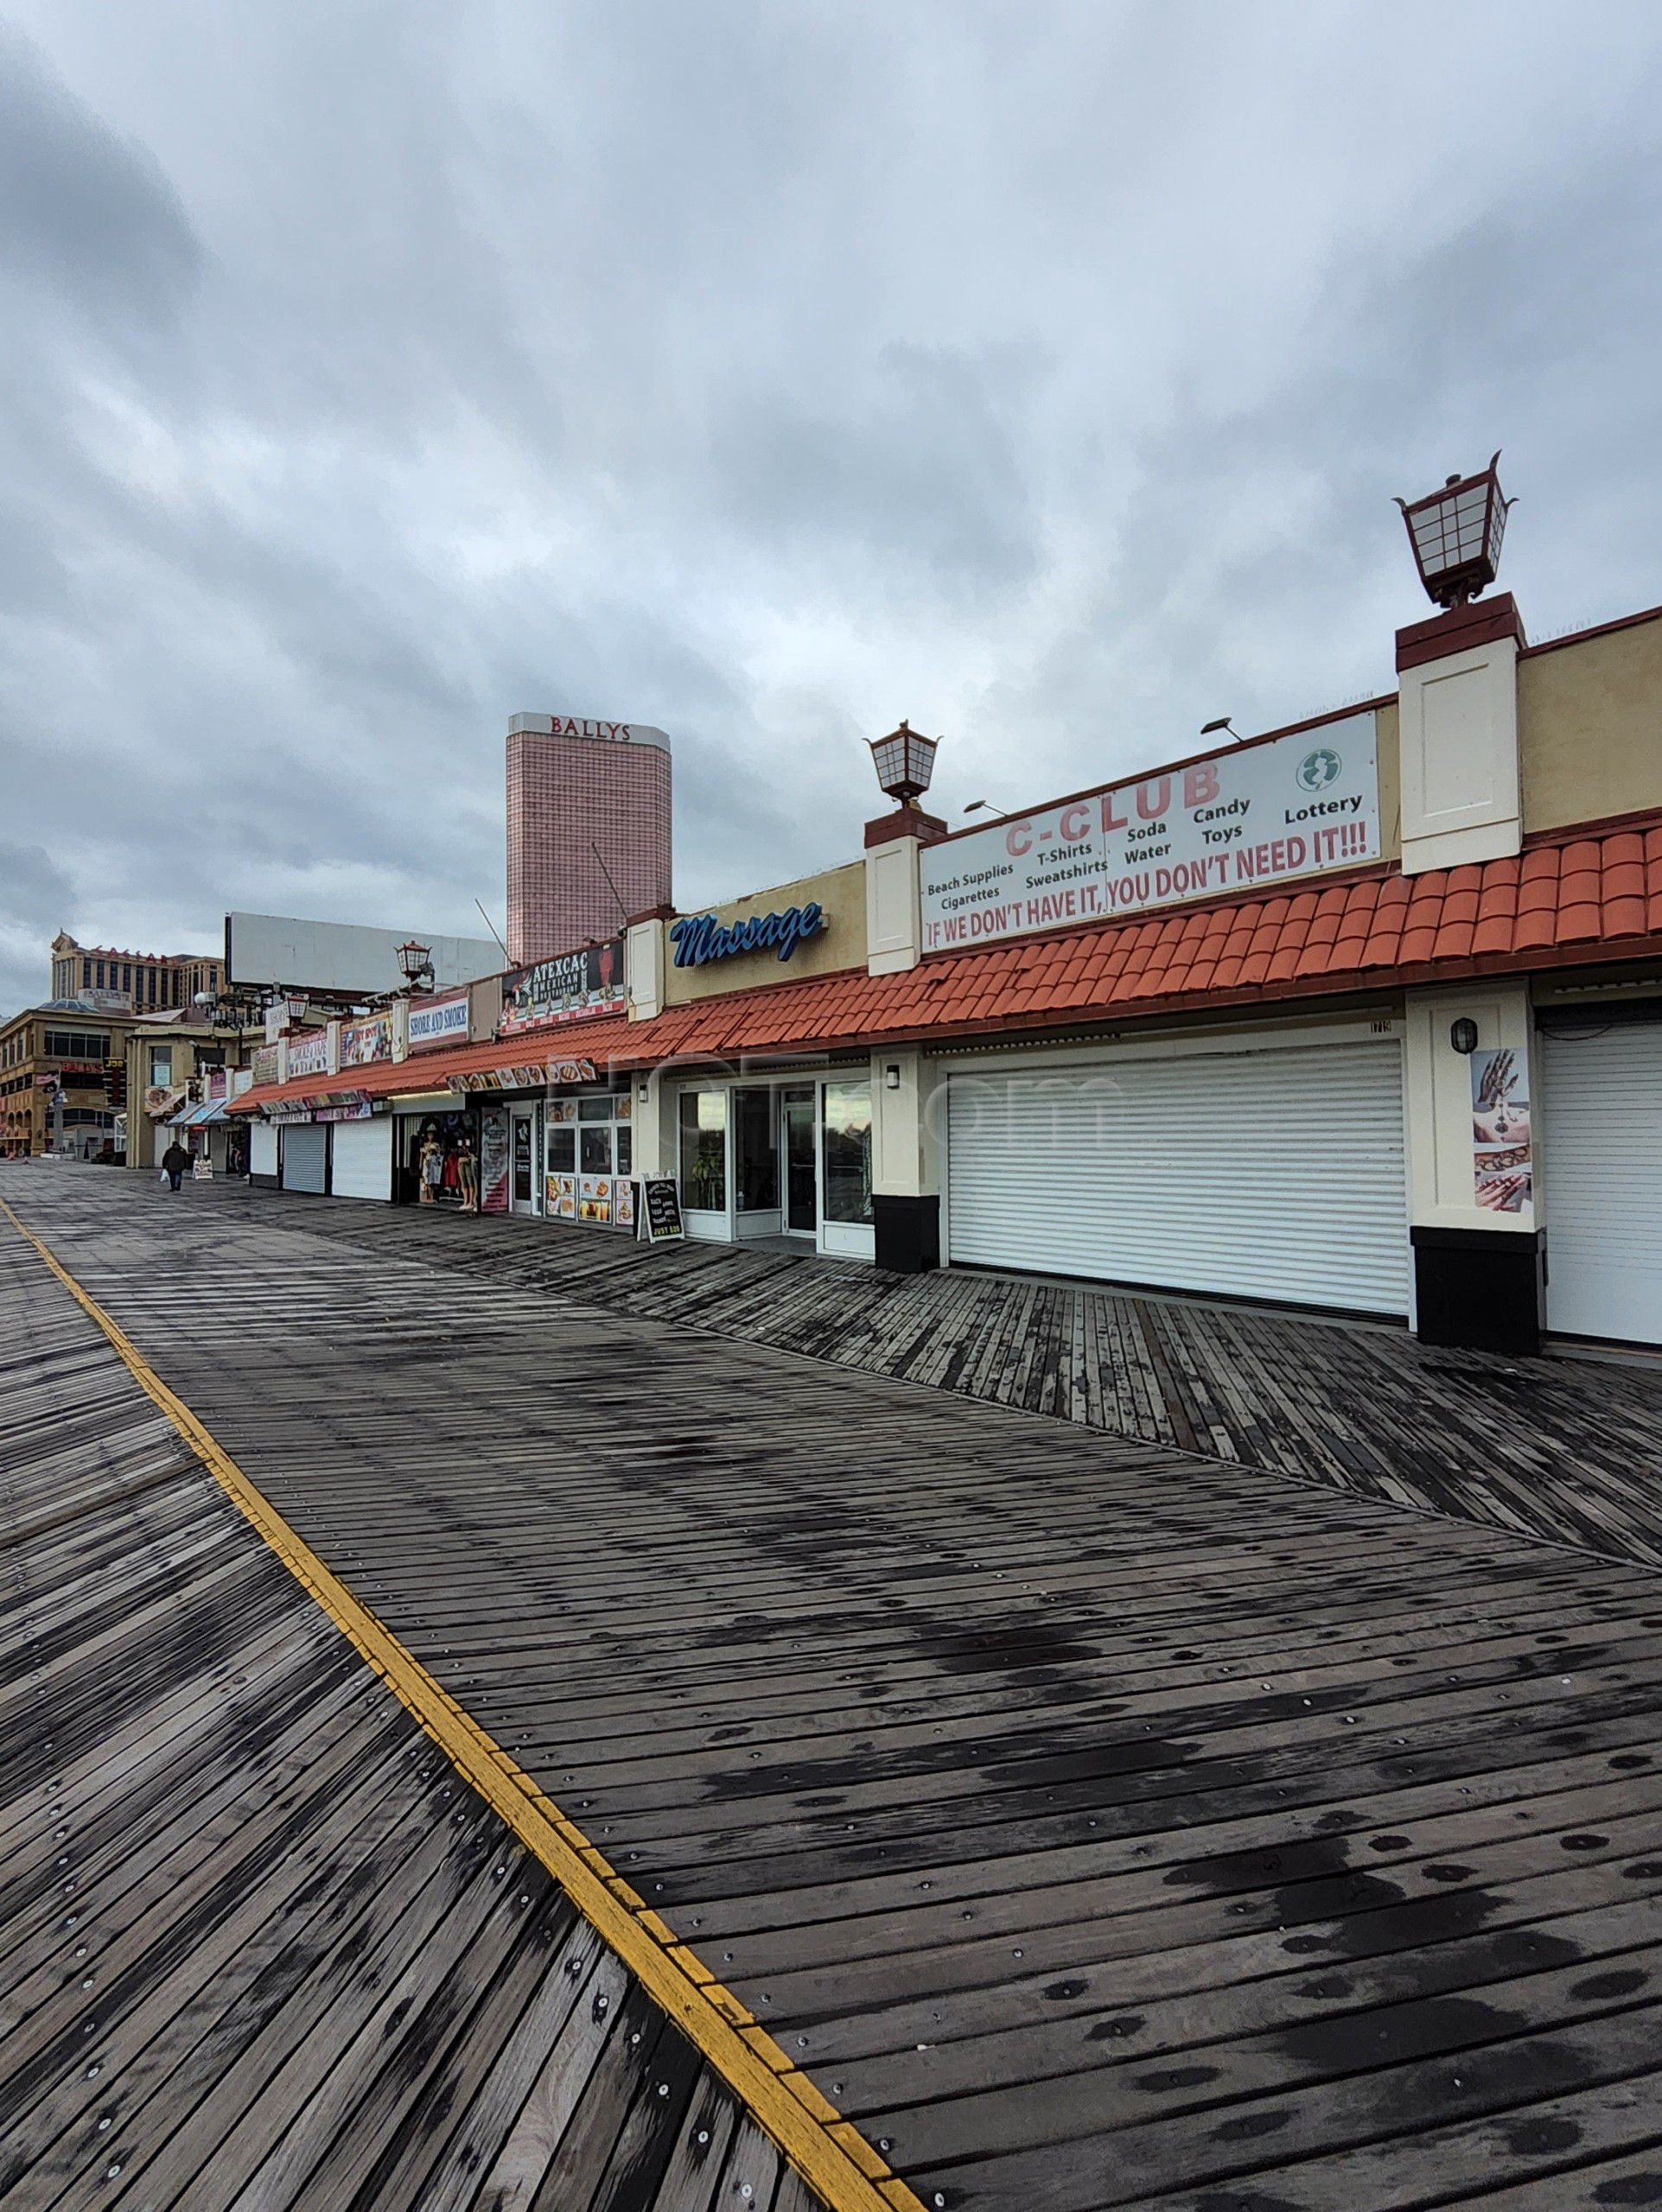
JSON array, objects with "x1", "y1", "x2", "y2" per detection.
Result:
[{"x1": 1396, "y1": 453, "x2": 1513, "y2": 608}]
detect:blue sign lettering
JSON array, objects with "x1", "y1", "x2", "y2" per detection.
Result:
[{"x1": 669, "y1": 902, "x2": 826, "y2": 969}]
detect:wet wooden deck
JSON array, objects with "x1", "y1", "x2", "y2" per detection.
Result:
[
  {"x1": 288, "y1": 1181, "x2": 1662, "y2": 1572},
  {"x1": 9, "y1": 1164, "x2": 1662, "y2": 2208},
  {"x1": 0, "y1": 1205, "x2": 828, "y2": 2212}
]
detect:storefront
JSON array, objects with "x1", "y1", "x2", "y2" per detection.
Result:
[
  {"x1": 939, "y1": 1027, "x2": 1409, "y2": 1316},
  {"x1": 542, "y1": 1079, "x2": 634, "y2": 1227},
  {"x1": 669, "y1": 1069, "x2": 875, "y2": 1261},
  {"x1": 277, "y1": 1117, "x2": 328, "y2": 1194},
  {"x1": 326, "y1": 1104, "x2": 393, "y2": 1202},
  {"x1": 1539, "y1": 1007, "x2": 1662, "y2": 1345},
  {"x1": 394, "y1": 1102, "x2": 477, "y2": 1209}
]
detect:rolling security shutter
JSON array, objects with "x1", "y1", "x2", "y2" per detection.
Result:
[
  {"x1": 1542, "y1": 1021, "x2": 1662, "y2": 1345},
  {"x1": 946, "y1": 1040, "x2": 1408, "y2": 1315},
  {"x1": 249, "y1": 1122, "x2": 277, "y2": 1179},
  {"x1": 328, "y1": 1115, "x2": 392, "y2": 1203},
  {"x1": 280, "y1": 1122, "x2": 328, "y2": 1195}
]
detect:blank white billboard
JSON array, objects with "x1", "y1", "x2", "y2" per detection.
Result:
[{"x1": 226, "y1": 913, "x2": 501, "y2": 995}]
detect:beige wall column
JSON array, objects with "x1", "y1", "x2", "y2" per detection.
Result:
[
  {"x1": 869, "y1": 1046, "x2": 940, "y2": 1269},
  {"x1": 1398, "y1": 596, "x2": 1525, "y2": 874},
  {"x1": 1405, "y1": 978, "x2": 1544, "y2": 1352}
]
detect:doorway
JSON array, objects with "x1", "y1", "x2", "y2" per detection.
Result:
[
  {"x1": 781, "y1": 1089, "x2": 816, "y2": 1235},
  {"x1": 510, "y1": 1104, "x2": 541, "y2": 1215}
]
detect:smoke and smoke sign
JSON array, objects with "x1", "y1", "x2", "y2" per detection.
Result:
[{"x1": 1472, "y1": 1045, "x2": 1532, "y2": 1213}]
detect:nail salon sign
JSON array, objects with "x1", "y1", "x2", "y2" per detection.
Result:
[{"x1": 920, "y1": 715, "x2": 1379, "y2": 953}]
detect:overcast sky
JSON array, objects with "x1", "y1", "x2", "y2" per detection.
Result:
[{"x1": 3, "y1": 1, "x2": 1661, "y2": 1015}]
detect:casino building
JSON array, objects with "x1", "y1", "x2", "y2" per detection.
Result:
[{"x1": 236, "y1": 464, "x2": 1662, "y2": 1357}]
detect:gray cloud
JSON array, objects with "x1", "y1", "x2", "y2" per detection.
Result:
[{"x1": 2, "y1": 0, "x2": 1661, "y2": 1020}]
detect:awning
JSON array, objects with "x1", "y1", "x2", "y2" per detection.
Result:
[{"x1": 169, "y1": 1099, "x2": 231, "y2": 1128}]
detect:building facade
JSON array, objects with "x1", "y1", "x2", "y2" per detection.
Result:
[
  {"x1": 237, "y1": 562, "x2": 1662, "y2": 1358},
  {"x1": 505, "y1": 713, "x2": 672, "y2": 965},
  {"x1": 49, "y1": 933, "x2": 222, "y2": 1014},
  {"x1": 1, "y1": 1003, "x2": 127, "y2": 1159}
]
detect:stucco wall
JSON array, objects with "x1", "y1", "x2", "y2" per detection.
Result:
[
  {"x1": 1374, "y1": 697, "x2": 1402, "y2": 862},
  {"x1": 1519, "y1": 612, "x2": 1662, "y2": 834},
  {"x1": 662, "y1": 861, "x2": 868, "y2": 1005}
]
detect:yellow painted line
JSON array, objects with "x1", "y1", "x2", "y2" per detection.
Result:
[{"x1": 2, "y1": 1198, "x2": 927, "y2": 2212}]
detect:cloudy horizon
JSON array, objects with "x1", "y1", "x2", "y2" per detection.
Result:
[{"x1": 3, "y1": 0, "x2": 1661, "y2": 1014}]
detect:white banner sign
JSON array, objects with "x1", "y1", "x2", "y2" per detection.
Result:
[
  {"x1": 920, "y1": 715, "x2": 1379, "y2": 954},
  {"x1": 409, "y1": 991, "x2": 470, "y2": 1048},
  {"x1": 286, "y1": 1029, "x2": 329, "y2": 1077}
]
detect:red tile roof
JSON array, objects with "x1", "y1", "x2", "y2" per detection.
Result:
[{"x1": 233, "y1": 817, "x2": 1662, "y2": 1111}]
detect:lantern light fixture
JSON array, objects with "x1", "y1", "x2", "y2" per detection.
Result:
[
  {"x1": 283, "y1": 991, "x2": 309, "y2": 1022},
  {"x1": 1397, "y1": 453, "x2": 1514, "y2": 609},
  {"x1": 1450, "y1": 1017, "x2": 1480, "y2": 1056},
  {"x1": 395, "y1": 938, "x2": 434, "y2": 987},
  {"x1": 869, "y1": 720, "x2": 939, "y2": 805}
]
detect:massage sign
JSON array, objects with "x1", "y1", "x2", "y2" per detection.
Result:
[
  {"x1": 669, "y1": 903, "x2": 826, "y2": 967},
  {"x1": 920, "y1": 714, "x2": 1381, "y2": 952}
]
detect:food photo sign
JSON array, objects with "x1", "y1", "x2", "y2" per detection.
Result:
[{"x1": 920, "y1": 715, "x2": 1379, "y2": 953}]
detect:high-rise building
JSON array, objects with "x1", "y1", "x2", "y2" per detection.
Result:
[
  {"x1": 49, "y1": 932, "x2": 223, "y2": 1014},
  {"x1": 505, "y1": 713, "x2": 672, "y2": 964}
]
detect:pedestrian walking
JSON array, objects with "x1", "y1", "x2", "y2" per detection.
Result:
[{"x1": 161, "y1": 1141, "x2": 190, "y2": 1194}]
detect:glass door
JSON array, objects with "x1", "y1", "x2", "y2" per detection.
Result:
[
  {"x1": 820, "y1": 1078, "x2": 874, "y2": 1260},
  {"x1": 781, "y1": 1090, "x2": 816, "y2": 1235},
  {"x1": 510, "y1": 1104, "x2": 541, "y2": 1214},
  {"x1": 678, "y1": 1089, "x2": 730, "y2": 1239}
]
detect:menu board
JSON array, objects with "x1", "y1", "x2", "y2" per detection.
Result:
[{"x1": 640, "y1": 1175, "x2": 684, "y2": 1243}]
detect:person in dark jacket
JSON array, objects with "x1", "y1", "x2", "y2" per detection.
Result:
[{"x1": 161, "y1": 1141, "x2": 190, "y2": 1192}]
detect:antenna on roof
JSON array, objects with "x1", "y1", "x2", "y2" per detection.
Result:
[
  {"x1": 474, "y1": 899, "x2": 509, "y2": 966},
  {"x1": 590, "y1": 841, "x2": 628, "y2": 932}
]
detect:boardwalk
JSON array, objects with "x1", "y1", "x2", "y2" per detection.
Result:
[
  {"x1": 7, "y1": 1164, "x2": 1662, "y2": 2207},
  {"x1": 0, "y1": 1205, "x2": 831, "y2": 2212},
  {"x1": 150, "y1": 1176, "x2": 1662, "y2": 1569}
]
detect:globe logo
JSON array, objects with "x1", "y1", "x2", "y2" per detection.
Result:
[{"x1": 1297, "y1": 747, "x2": 1342, "y2": 792}]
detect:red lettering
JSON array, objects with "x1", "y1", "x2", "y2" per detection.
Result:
[
  {"x1": 1059, "y1": 804, "x2": 1092, "y2": 843},
  {"x1": 1101, "y1": 789, "x2": 1128, "y2": 833},
  {"x1": 1137, "y1": 777, "x2": 1171, "y2": 821},
  {"x1": 1184, "y1": 761, "x2": 1219, "y2": 808},
  {"x1": 1006, "y1": 821, "x2": 1034, "y2": 857}
]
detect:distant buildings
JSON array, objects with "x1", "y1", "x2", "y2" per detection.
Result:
[
  {"x1": 505, "y1": 713, "x2": 672, "y2": 964},
  {"x1": 50, "y1": 932, "x2": 222, "y2": 1014}
]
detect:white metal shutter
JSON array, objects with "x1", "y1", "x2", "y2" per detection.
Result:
[
  {"x1": 328, "y1": 1116, "x2": 392, "y2": 1202},
  {"x1": 1542, "y1": 1022, "x2": 1662, "y2": 1345},
  {"x1": 249, "y1": 1121, "x2": 277, "y2": 1179},
  {"x1": 946, "y1": 1041, "x2": 1408, "y2": 1314},
  {"x1": 281, "y1": 1122, "x2": 328, "y2": 1195}
]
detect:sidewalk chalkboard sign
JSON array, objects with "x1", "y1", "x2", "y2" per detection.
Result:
[{"x1": 640, "y1": 1175, "x2": 684, "y2": 1243}]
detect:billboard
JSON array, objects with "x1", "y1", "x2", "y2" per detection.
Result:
[
  {"x1": 226, "y1": 912, "x2": 500, "y2": 995},
  {"x1": 500, "y1": 940, "x2": 625, "y2": 1033},
  {"x1": 920, "y1": 714, "x2": 1380, "y2": 955}
]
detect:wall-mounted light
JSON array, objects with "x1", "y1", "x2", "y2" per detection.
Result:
[
  {"x1": 884, "y1": 1064, "x2": 901, "y2": 1090},
  {"x1": 1450, "y1": 1017, "x2": 1479, "y2": 1055},
  {"x1": 1201, "y1": 716, "x2": 1246, "y2": 745},
  {"x1": 637, "y1": 1081, "x2": 650, "y2": 1102}
]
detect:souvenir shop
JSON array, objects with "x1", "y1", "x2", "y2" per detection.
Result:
[{"x1": 392, "y1": 1098, "x2": 478, "y2": 1209}]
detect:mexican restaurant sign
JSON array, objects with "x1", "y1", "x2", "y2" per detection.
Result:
[
  {"x1": 500, "y1": 940, "x2": 624, "y2": 1033},
  {"x1": 920, "y1": 715, "x2": 1379, "y2": 954},
  {"x1": 670, "y1": 903, "x2": 825, "y2": 969}
]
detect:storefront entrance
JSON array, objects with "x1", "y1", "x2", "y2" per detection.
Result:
[
  {"x1": 510, "y1": 1104, "x2": 541, "y2": 1215},
  {"x1": 675, "y1": 1076, "x2": 874, "y2": 1260}
]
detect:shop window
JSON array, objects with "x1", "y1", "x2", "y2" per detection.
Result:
[
  {"x1": 615, "y1": 1123, "x2": 632, "y2": 1174},
  {"x1": 823, "y1": 1081, "x2": 873, "y2": 1226},
  {"x1": 545, "y1": 1121, "x2": 576, "y2": 1173},
  {"x1": 679, "y1": 1091, "x2": 727, "y2": 1212},
  {"x1": 580, "y1": 1122, "x2": 612, "y2": 1174},
  {"x1": 150, "y1": 1049, "x2": 173, "y2": 1088},
  {"x1": 735, "y1": 1088, "x2": 780, "y2": 1211}
]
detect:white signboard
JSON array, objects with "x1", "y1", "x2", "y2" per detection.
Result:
[
  {"x1": 286, "y1": 1029, "x2": 329, "y2": 1077},
  {"x1": 920, "y1": 715, "x2": 1379, "y2": 955},
  {"x1": 408, "y1": 991, "x2": 471, "y2": 1048}
]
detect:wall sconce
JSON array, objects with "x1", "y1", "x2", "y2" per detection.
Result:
[
  {"x1": 1449, "y1": 1018, "x2": 1479, "y2": 1055},
  {"x1": 884, "y1": 1064, "x2": 901, "y2": 1090},
  {"x1": 637, "y1": 1081, "x2": 650, "y2": 1102}
]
